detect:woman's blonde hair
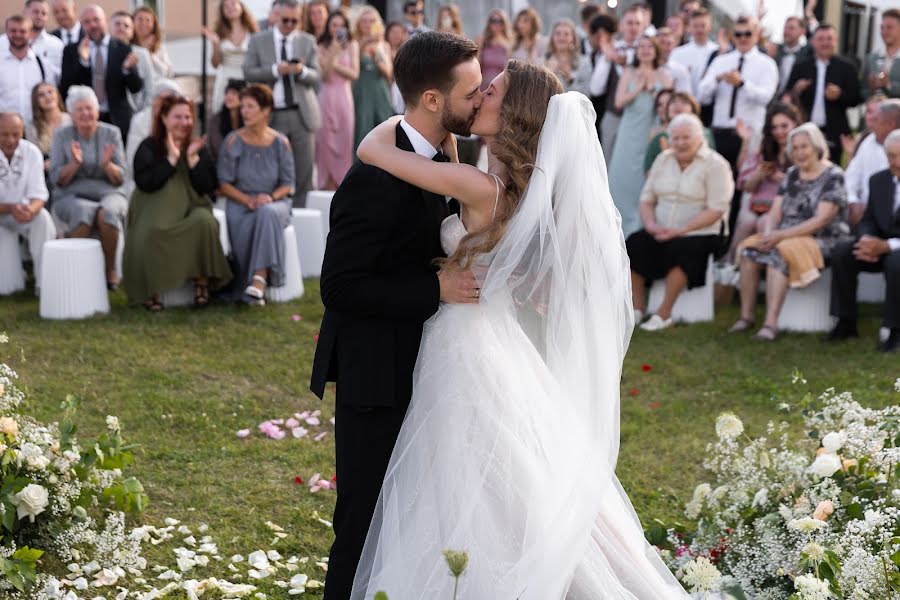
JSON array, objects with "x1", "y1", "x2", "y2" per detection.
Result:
[
  {"x1": 440, "y1": 60, "x2": 563, "y2": 270},
  {"x1": 353, "y1": 6, "x2": 384, "y2": 43}
]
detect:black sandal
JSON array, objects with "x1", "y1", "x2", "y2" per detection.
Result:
[
  {"x1": 143, "y1": 297, "x2": 163, "y2": 312},
  {"x1": 194, "y1": 283, "x2": 210, "y2": 308}
]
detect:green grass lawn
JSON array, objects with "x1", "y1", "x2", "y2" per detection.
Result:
[{"x1": 1, "y1": 282, "x2": 897, "y2": 597}]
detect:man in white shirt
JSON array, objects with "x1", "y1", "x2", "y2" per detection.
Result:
[
  {"x1": 587, "y1": 13, "x2": 618, "y2": 142},
  {"x1": 0, "y1": 112, "x2": 56, "y2": 294},
  {"x1": 656, "y1": 27, "x2": 691, "y2": 93},
  {"x1": 670, "y1": 8, "x2": 718, "y2": 97},
  {"x1": 0, "y1": 1, "x2": 65, "y2": 86},
  {"x1": 50, "y1": 0, "x2": 82, "y2": 45},
  {"x1": 845, "y1": 100, "x2": 900, "y2": 224},
  {"x1": 0, "y1": 15, "x2": 49, "y2": 124}
]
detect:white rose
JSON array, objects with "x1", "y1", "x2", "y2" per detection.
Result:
[
  {"x1": 26, "y1": 453, "x2": 51, "y2": 471},
  {"x1": 106, "y1": 416, "x2": 120, "y2": 431},
  {"x1": 811, "y1": 453, "x2": 842, "y2": 478},
  {"x1": 715, "y1": 413, "x2": 744, "y2": 439},
  {"x1": 14, "y1": 484, "x2": 50, "y2": 523},
  {"x1": 821, "y1": 431, "x2": 846, "y2": 453},
  {"x1": 752, "y1": 488, "x2": 769, "y2": 508}
]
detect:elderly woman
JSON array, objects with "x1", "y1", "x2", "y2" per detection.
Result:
[
  {"x1": 730, "y1": 123, "x2": 852, "y2": 341},
  {"x1": 123, "y1": 95, "x2": 232, "y2": 311},
  {"x1": 217, "y1": 84, "x2": 294, "y2": 306},
  {"x1": 627, "y1": 114, "x2": 734, "y2": 331},
  {"x1": 50, "y1": 85, "x2": 129, "y2": 290}
]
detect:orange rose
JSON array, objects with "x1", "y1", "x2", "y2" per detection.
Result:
[{"x1": 813, "y1": 500, "x2": 834, "y2": 521}]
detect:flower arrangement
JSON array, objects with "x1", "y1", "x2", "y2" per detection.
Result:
[{"x1": 648, "y1": 381, "x2": 900, "y2": 599}]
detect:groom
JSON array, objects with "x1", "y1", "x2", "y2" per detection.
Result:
[{"x1": 310, "y1": 31, "x2": 483, "y2": 599}]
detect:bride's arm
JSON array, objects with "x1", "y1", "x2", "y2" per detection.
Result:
[{"x1": 357, "y1": 118, "x2": 496, "y2": 209}]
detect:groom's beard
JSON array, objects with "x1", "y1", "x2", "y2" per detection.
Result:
[{"x1": 441, "y1": 104, "x2": 476, "y2": 137}]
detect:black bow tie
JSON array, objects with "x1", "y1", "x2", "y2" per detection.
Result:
[{"x1": 433, "y1": 152, "x2": 449, "y2": 163}]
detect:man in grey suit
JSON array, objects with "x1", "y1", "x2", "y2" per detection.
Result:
[{"x1": 243, "y1": 0, "x2": 320, "y2": 206}]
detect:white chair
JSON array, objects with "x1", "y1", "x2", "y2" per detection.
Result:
[
  {"x1": 291, "y1": 208, "x2": 325, "y2": 277},
  {"x1": 647, "y1": 257, "x2": 715, "y2": 323},
  {"x1": 306, "y1": 190, "x2": 335, "y2": 239},
  {"x1": 40, "y1": 239, "x2": 110, "y2": 319},
  {"x1": 0, "y1": 227, "x2": 25, "y2": 296},
  {"x1": 266, "y1": 225, "x2": 304, "y2": 302},
  {"x1": 858, "y1": 272, "x2": 885, "y2": 304},
  {"x1": 777, "y1": 269, "x2": 835, "y2": 332},
  {"x1": 212, "y1": 207, "x2": 230, "y2": 256}
]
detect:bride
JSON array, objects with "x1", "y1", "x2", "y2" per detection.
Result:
[{"x1": 351, "y1": 59, "x2": 689, "y2": 599}]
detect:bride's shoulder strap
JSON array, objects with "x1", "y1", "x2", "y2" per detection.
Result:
[{"x1": 489, "y1": 173, "x2": 505, "y2": 221}]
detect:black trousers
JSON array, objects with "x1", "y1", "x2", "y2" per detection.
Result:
[
  {"x1": 323, "y1": 400, "x2": 408, "y2": 600},
  {"x1": 830, "y1": 240, "x2": 900, "y2": 330},
  {"x1": 713, "y1": 127, "x2": 744, "y2": 250}
]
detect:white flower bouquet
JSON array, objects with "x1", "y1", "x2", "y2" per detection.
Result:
[{"x1": 648, "y1": 384, "x2": 900, "y2": 599}]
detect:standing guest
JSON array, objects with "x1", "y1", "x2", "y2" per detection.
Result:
[
  {"x1": 59, "y1": 5, "x2": 143, "y2": 141},
  {"x1": 670, "y1": 9, "x2": 717, "y2": 99},
  {"x1": 402, "y1": 0, "x2": 429, "y2": 36},
  {"x1": 317, "y1": 11, "x2": 358, "y2": 191},
  {"x1": 124, "y1": 78, "x2": 180, "y2": 175},
  {"x1": 25, "y1": 81, "x2": 71, "y2": 168},
  {"x1": 731, "y1": 124, "x2": 850, "y2": 341},
  {"x1": 257, "y1": 1, "x2": 279, "y2": 33},
  {"x1": 435, "y1": 4, "x2": 463, "y2": 37},
  {"x1": 599, "y1": 5, "x2": 642, "y2": 161},
  {"x1": 844, "y1": 100, "x2": 900, "y2": 225},
  {"x1": 578, "y1": 3, "x2": 600, "y2": 56},
  {"x1": 477, "y1": 10, "x2": 512, "y2": 92},
  {"x1": 586, "y1": 13, "x2": 618, "y2": 141},
  {"x1": 511, "y1": 7, "x2": 546, "y2": 64},
  {"x1": 6, "y1": 0, "x2": 64, "y2": 85},
  {"x1": 304, "y1": 0, "x2": 329, "y2": 40},
  {"x1": 351, "y1": 6, "x2": 392, "y2": 148},
  {"x1": 217, "y1": 84, "x2": 294, "y2": 306},
  {"x1": 608, "y1": 35, "x2": 672, "y2": 237},
  {"x1": 656, "y1": 27, "x2": 691, "y2": 93},
  {"x1": 384, "y1": 21, "x2": 407, "y2": 62},
  {"x1": 679, "y1": 0, "x2": 701, "y2": 20},
  {"x1": 786, "y1": 24, "x2": 861, "y2": 163},
  {"x1": 123, "y1": 95, "x2": 231, "y2": 311},
  {"x1": 50, "y1": 0, "x2": 82, "y2": 45},
  {"x1": 49, "y1": 85, "x2": 128, "y2": 290},
  {"x1": 633, "y1": 2, "x2": 656, "y2": 37},
  {"x1": 542, "y1": 19, "x2": 592, "y2": 95},
  {"x1": 109, "y1": 11, "x2": 155, "y2": 114},
  {"x1": 775, "y1": 16, "x2": 811, "y2": 95},
  {"x1": 0, "y1": 112, "x2": 56, "y2": 292},
  {"x1": 665, "y1": 13, "x2": 685, "y2": 46},
  {"x1": 132, "y1": 6, "x2": 172, "y2": 79},
  {"x1": 643, "y1": 91, "x2": 715, "y2": 173},
  {"x1": 0, "y1": 16, "x2": 50, "y2": 125},
  {"x1": 628, "y1": 113, "x2": 732, "y2": 331},
  {"x1": 827, "y1": 129, "x2": 900, "y2": 352},
  {"x1": 203, "y1": 0, "x2": 257, "y2": 113},
  {"x1": 243, "y1": 0, "x2": 319, "y2": 206},
  {"x1": 206, "y1": 78, "x2": 244, "y2": 161},
  {"x1": 861, "y1": 8, "x2": 899, "y2": 99}
]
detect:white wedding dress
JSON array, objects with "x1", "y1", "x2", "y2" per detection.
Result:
[{"x1": 351, "y1": 93, "x2": 690, "y2": 600}]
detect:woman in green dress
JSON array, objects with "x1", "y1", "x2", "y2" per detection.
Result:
[
  {"x1": 123, "y1": 95, "x2": 232, "y2": 311},
  {"x1": 352, "y1": 6, "x2": 395, "y2": 149}
]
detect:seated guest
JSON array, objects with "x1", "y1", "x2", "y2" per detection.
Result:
[
  {"x1": 731, "y1": 123, "x2": 851, "y2": 341},
  {"x1": 123, "y1": 95, "x2": 232, "y2": 311},
  {"x1": 727, "y1": 102, "x2": 801, "y2": 264},
  {"x1": 49, "y1": 85, "x2": 129, "y2": 290},
  {"x1": 643, "y1": 90, "x2": 715, "y2": 173},
  {"x1": 206, "y1": 78, "x2": 244, "y2": 161},
  {"x1": 0, "y1": 112, "x2": 56, "y2": 292},
  {"x1": 842, "y1": 94, "x2": 886, "y2": 160},
  {"x1": 25, "y1": 82, "x2": 71, "y2": 170},
  {"x1": 845, "y1": 99, "x2": 900, "y2": 225},
  {"x1": 217, "y1": 83, "x2": 294, "y2": 306},
  {"x1": 628, "y1": 114, "x2": 733, "y2": 331},
  {"x1": 125, "y1": 79, "x2": 181, "y2": 173},
  {"x1": 647, "y1": 87, "x2": 674, "y2": 141},
  {"x1": 828, "y1": 130, "x2": 900, "y2": 352}
]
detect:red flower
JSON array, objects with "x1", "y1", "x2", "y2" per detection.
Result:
[
  {"x1": 641, "y1": 364, "x2": 652, "y2": 372},
  {"x1": 331, "y1": 474, "x2": 337, "y2": 483},
  {"x1": 314, "y1": 333, "x2": 320, "y2": 342},
  {"x1": 629, "y1": 389, "x2": 639, "y2": 396},
  {"x1": 648, "y1": 401, "x2": 661, "y2": 410},
  {"x1": 293, "y1": 476, "x2": 304, "y2": 485}
]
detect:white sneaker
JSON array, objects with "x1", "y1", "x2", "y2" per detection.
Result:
[
  {"x1": 639, "y1": 314, "x2": 674, "y2": 331},
  {"x1": 634, "y1": 309, "x2": 644, "y2": 324}
]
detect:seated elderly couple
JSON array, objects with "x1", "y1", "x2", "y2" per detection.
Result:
[{"x1": 40, "y1": 84, "x2": 294, "y2": 310}]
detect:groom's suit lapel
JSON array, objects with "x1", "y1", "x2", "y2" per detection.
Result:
[{"x1": 394, "y1": 123, "x2": 435, "y2": 205}]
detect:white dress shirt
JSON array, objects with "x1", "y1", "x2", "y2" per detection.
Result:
[
  {"x1": 698, "y1": 46, "x2": 778, "y2": 133},
  {"x1": 669, "y1": 38, "x2": 718, "y2": 96},
  {"x1": 589, "y1": 54, "x2": 613, "y2": 97},
  {"x1": 0, "y1": 46, "x2": 47, "y2": 123},
  {"x1": 811, "y1": 59, "x2": 828, "y2": 127},
  {"x1": 614, "y1": 38, "x2": 638, "y2": 66},
  {"x1": 57, "y1": 23, "x2": 81, "y2": 46},
  {"x1": 778, "y1": 41, "x2": 805, "y2": 93},
  {"x1": 0, "y1": 31, "x2": 64, "y2": 85},
  {"x1": 399, "y1": 118, "x2": 438, "y2": 158},
  {"x1": 270, "y1": 28, "x2": 308, "y2": 109},
  {"x1": 663, "y1": 59, "x2": 692, "y2": 93},
  {"x1": 889, "y1": 175, "x2": 900, "y2": 252},
  {"x1": 0, "y1": 140, "x2": 49, "y2": 205},
  {"x1": 845, "y1": 134, "x2": 887, "y2": 206}
]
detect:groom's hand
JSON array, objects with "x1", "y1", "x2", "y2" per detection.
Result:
[{"x1": 438, "y1": 268, "x2": 480, "y2": 304}]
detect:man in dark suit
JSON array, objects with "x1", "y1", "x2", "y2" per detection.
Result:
[
  {"x1": 310, "y1": 31, "x2": 482, "y2": 600},
  {"x1": 785, "y1": 24, "x2": 861, "y2": 162},
  {"x1": 59, "y1": 5, "x2": 142, "y2": 141},
  {"x1": 827, "y1": 131, "x2": 900, "y2": 352},
  {"x1": 50, "y1": 0, "x2": 83, "y2": 45},
  {"x1": 774, "y1": 15, "x2": 812, "y2": 94}
]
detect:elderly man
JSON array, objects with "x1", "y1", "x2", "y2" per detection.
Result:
[
  {"x1": 627, "y1": 113, "x2": 733, "y2": 331},
  {"x1": 50, "y1": 0, "x2": 83, "y2": 45},
  {"x1": 828, "y1": 130, "x2": 900, "y2": 353},
  {"x1": 0, "y1": 112, "x2": 56, "y2": 293},
  {"x1": 845, "y1": 99, "x2": 900, "y2": 224},
  {"x1": 0, "y1": 15, "x2": 51, "y2": 124}
]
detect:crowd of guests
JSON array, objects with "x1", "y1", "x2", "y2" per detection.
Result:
[{"x1": 0, "y1": 0, "x2": 898, "y2": 352}]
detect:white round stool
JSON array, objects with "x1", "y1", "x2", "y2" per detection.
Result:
[
  {"x1": 40, "y1": 239, "x2": 110, "y2": 319},
  {"x1": 306, "y1": 190, "x2": 335, "y2": 239},
  {"x1": 212, "y1": 207, "x2": 230, "y2": 255},
  {"x1": 0, "y1": 227, "x2": 25, "y2": 296},
  {"x1": 777, "y1": 269, "x2": 835, "y2": 332},
  {"x1": 266, "y1": 225, "x2": 304, "y2": 302},
  {"x1": 291, "y1": 208, "x2": 325, "y2": 277}
]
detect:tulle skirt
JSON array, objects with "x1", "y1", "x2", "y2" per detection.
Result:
[{"x1": 351, "y1": 303, "x2": 689, "y2": 599}]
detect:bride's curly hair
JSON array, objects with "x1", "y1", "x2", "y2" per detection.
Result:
[{"x1": 442, "y1": 59, "x2": 562, "y2": 271}]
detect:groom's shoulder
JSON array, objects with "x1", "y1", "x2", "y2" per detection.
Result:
[{"x1": 338, "y1": 162, "x2": 403, "y2": 197}]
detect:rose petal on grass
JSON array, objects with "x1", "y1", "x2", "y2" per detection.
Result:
[
  {"x1": 314, "y1": 431, "x2": 328, "y2": 442},
  {"x1": 236, "y1": 429, "x2": 251, "y2": 438},
  {"x1": 291, "y1": 314, "x2": 302, "y2": 322},
  {"x1": 641, "y1": 364, "x2": 652, "y2": 372}
]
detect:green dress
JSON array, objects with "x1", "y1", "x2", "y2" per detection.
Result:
[
  {"x1": 123, "y1": 138, "x2": 232, "y2": 303},
  {"x1": 352, "y1": 53, "x2": 395, "y2": 149}
]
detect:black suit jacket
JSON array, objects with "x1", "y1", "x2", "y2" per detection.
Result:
[
  {"x1": 310, "y1": 124, "x2": 451, "y2": 409},
  {"x1": 860, "y1": 170, "x2": 900, "y2": 241},
  {"x1": 51, "y1": 26, "x2": 85, "y2": 45},
  {"x1": 786, "y1": 55, "x2": 862, "y2": 141},
  {"x1": 59, "y1": 38, "x2": 143, "y2": 139}
]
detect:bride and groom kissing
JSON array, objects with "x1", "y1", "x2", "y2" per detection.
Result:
[{"x1": 310, "y1": 31, "x2": 688, "y2": 600}]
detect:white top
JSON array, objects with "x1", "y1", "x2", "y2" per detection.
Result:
[
  {"x1": 0, "y1": 47, "x2": 47, "y2": 123},
  {"x1": 0, "y1": 140, "x2": 49, "y2": 205},
  {"x1": 811, "y1": 59, "x2": 828, "y2": 127},
  {"x1": 845, "y1": 134, "x2": 888, "y2": 205},
  {"x1": 663, "y1": 59, "x2": 692, "y2": 93},
  {"x1": 698, "y1": 46, "x2": 778, "y2": 133},
  {"x1": 669, "y1": 38, "x2": 718, "y2": 96},
  {"x1": 778, "y1": 41, "x2": 806, "y2": 93},
  {"x1": 614, "y1": 38, "x2": 638, "y2": 66},
  {"x1": 399, "y1": 118, "x2": 439, "y2": 158},
  {"x1": 0, "y1": 31, "x2": 64, "y2": 85}
]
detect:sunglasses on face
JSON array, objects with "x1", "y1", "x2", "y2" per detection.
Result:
[
  {"x1": 282, "y1": 17, "x2": 299, "y2": 25},
  {"x1": 733, "y1": 30, "x2": 753, "y2": 38},
  {"x1": 489, "y1": 17, "x2": 503, "y2": 24}
]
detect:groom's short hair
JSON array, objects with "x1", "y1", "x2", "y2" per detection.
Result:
[{"x1": 394, "y1": 31, "x2": 479, "y2": 107}]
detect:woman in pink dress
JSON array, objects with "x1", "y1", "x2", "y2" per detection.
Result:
[
  {"x1": 477, "y1": 9, "x2": 512, "y2": 91},
  {"x1": 316, "y1": 12, "x2": 360, "y2": 190}
]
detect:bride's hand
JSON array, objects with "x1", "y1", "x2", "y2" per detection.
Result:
[
  {"x1": 357, "y1": 115, "x2": 403, "y2": 165},
  {"x1": 440, "y1": 132, "x2": 459, "y2": 163}
]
